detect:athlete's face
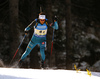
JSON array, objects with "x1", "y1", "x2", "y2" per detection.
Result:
[{"x1": 40, "y1": 19, "x2": 45, "y2": 24}]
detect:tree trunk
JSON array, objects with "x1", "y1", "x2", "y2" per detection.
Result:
[
  {"x1": 9, "y1": 0, "x2": 19, "y2": 63},
  {"x1": 29, "y1": 0, "x2": 40, "y2": 68},
  {"x1": 45, "y1": 0, "x2": 54, "y2": 68},
  {"x1": 65, "y1": 0, "x2": 73, "y2": 69}
]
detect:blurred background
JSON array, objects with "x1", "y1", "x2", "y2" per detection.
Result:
[{"x1": 0, "y1": 0, "x2": 100, "y2": 71}]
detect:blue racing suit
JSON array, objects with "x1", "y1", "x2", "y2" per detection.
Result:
[{"x1": 21, "y1": 19, "x2": 58, "y2": 61}]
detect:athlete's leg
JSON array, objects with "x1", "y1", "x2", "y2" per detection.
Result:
[
  {"x1": 39, "y1": 42, "x2": 46, "y2": 61},
  {"x1": 21, "y1": 40, "x2": 37, "y2": 60}
]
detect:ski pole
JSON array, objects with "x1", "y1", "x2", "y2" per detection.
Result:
[
  {"x1": 51, "y1": 29, "x2": 55, "y2": 56},
  {"x1": 51, "y1": 16, "x2": 58, "y2": 56},
  {"x1": 10, "y1": 34, "x2": 26, "y2": 64}
]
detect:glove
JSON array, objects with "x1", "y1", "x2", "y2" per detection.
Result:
[
  {"x1": 54, "y1": 16, "x2": 58, "y2": 21},
  {"x1": 24, "y1": 30, "x2": 28, "y2": 35}
]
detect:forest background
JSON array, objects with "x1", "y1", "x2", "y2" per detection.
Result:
[{"x1": 0, "y1": 0, "x2": 100, "y2": 71}]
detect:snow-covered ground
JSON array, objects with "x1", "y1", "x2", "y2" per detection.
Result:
[{"x1": 0, "y1": 67, "x2": 100, "y2": 79}]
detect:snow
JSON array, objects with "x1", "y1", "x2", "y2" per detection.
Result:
[
  {"x1": 0, "y1": 68, "x2": 100, "y2": 79},
  {"x1": 92, "y1": 60, "x2": 100, "y2": 71},
  {"x1": 86, "y1": 34, "x2": 99, "y2": 41}
]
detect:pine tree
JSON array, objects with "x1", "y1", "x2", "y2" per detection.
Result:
[
  {"x1": 9, "y1": 0, "x2": 19, "y2": 62},
  {"x1": 65, "y1": 0, "x2": 73, "y2": 69}
]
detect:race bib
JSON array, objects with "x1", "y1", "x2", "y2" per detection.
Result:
[{"x1": 34, "y1": 28, "x2": 47, "y2": 35}]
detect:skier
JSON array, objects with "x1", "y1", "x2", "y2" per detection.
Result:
[{"x1": 19, "y1": 12, "x2": 58, "y2": 68}]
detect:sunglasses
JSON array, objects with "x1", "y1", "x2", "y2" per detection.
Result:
[{"x1": 40, "y1": 19, "x2": 45, "y2": 21}]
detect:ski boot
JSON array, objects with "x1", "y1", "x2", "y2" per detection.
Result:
[
  {"x1": 41, "y1": 60, "x2": 45, "y2": 69},
  {"x1": 18, "y1": 59, "x2": 23, "y2": 68}
]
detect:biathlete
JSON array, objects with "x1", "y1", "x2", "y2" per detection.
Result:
[{"x1": 19, "y1": 12, "x2": 58, "y2": 68}]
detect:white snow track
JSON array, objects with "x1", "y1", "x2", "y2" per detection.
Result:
[{"x1": 0, "y1": 68, "x2": 100, "y2": 79}]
